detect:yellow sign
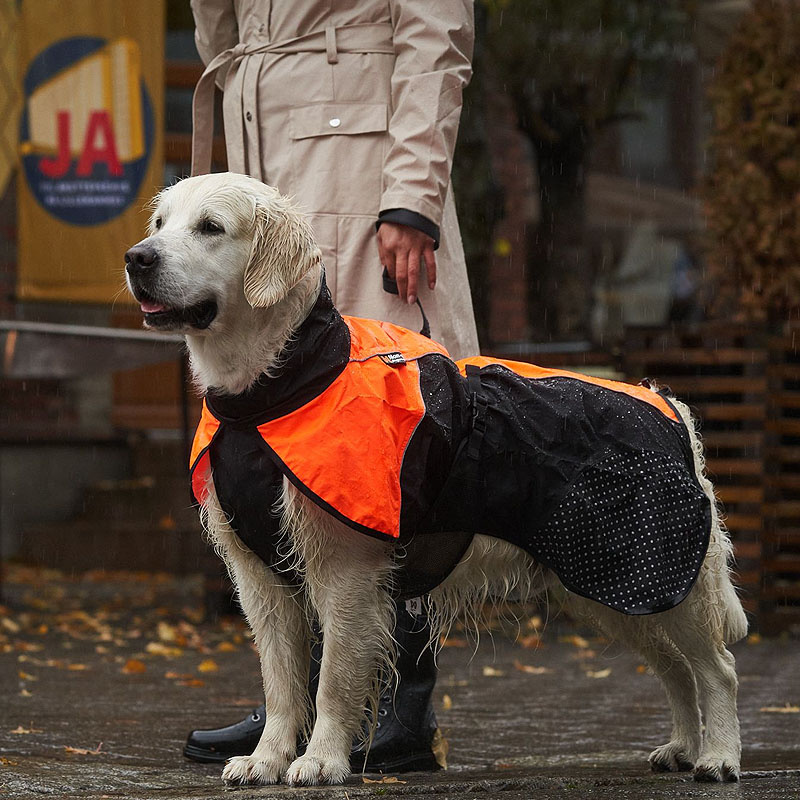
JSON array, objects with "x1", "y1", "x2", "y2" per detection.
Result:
[{"x1": 17, "y1": 0, "x2": 164, "y2": 303}]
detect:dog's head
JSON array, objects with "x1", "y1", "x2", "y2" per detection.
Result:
[{"x1": 124, "y1": 173, "x2": 321, "y2": 333}]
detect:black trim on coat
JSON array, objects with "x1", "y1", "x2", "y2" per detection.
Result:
[
  {"x1": 376, "y1": 208, "x2": 440, "y2": 250},
  {"x1": 206, "y1": 278, "x2": 350, "y2": 426}
]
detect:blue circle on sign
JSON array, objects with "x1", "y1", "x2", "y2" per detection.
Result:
[{"x1": 20, "y1": 36, "x2": 155, "y2": 226}]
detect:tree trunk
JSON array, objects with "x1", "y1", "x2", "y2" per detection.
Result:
[{"x1": 524, "y1": 112, "x2": 592, "y2": 342}]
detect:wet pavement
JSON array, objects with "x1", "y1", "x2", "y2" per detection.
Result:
[{"x1": 1, "y1": 565, "x2": 799, "y2": 799}]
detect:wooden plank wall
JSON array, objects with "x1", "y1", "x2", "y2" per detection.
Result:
[
  {"x1": 762, "y1": 334, "x2": 800, "y2": 633},
  {"x1": 624, "y1": 325, "x2": 768, "y2": 622}
]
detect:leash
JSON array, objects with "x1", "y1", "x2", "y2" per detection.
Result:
[{"x1": 381, "y1": 268, "x2": 431, "y2": 339}]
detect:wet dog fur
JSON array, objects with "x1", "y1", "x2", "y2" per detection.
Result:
[{"x1": 125, "y1": 172, "x2": 748, "y2": 786}]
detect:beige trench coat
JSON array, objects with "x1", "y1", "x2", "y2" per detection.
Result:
[{"x1": 190, "y1": 0, "x2": 479, "y2": 359}]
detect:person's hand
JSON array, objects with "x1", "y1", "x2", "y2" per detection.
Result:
[{"x1": 377, "y1": 222, "x2": 436, "y2": 305}]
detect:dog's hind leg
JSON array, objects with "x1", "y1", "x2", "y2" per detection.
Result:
[
  {"x1": 216, "y1": 543, "x2": 310, "y2": 786},
  {"x1": 283, "y1": 500, "x2": 396, "y2": 786},
  {"x1": 567, "y1": 597, "x2": 702, "y2": 773},
  {"x1": 657, "y1": 590, "x2": 741, "y2": 783},
  {"x1": 658, "y1": 396, "x2": 744, "y2": 781}
]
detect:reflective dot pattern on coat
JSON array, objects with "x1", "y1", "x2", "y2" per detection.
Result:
[{"x1": 532, "y1": 448, "x2": 711, "y2": 615}]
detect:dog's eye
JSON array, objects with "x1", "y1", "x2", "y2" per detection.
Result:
[
  {"x1": 199, "y1": 219, "x2": 224, "y2": 235},
  {"x1": 154, "y1": 217, "x2": 162, "y2": 230}
]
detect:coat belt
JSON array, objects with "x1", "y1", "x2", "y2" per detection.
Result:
[{"x1": 191, "y1": 22, "x2": 395, "y2": 178}]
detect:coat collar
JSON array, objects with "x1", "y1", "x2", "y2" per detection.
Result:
[{"x1": 205, "y1": 277, "x2": 350, "y2": 425}]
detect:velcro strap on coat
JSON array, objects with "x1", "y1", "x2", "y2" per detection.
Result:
[{"x1": 466, "y1": 364, "x2": 487, "y2": 460}]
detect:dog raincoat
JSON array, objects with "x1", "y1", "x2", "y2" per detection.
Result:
[{"x1": 190, "y1": 285, "x2": 711, "y2": 615}]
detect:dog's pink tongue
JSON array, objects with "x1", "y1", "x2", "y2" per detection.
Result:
[{"x1": 140, "y1": 300, "x2": 166, "y2": 314}]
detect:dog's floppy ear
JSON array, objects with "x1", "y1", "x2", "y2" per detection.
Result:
[{"x1": 243, "y1": 196, "x2": 321, "y2": 308}]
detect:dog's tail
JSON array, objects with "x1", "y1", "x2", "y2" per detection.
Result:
[{"x1": 663, "y1": 392, "x2": 749, "y2": 645}]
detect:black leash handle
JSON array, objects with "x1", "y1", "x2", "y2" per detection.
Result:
[{"x1": 382, "y1": 268, "x2": 431, "y2": 339}]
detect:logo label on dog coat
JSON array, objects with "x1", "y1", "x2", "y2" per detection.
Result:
[{"x1": 379, "y1": 352, "x2": 406, "y2": 366}]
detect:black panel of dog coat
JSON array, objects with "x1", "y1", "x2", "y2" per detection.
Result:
[
  {"x1": 412, "y1": 361, "x2": 712, "y2": 615},
  {"x1": 209, "y1": 424, "x2": 298, "y2": 582}
]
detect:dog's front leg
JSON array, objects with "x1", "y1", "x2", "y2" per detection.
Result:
[
  {"x1": 218, "y1": 545, "x2": 310, "y2": 786},
  {"x1": 285, "y1": 516, "x2": 395, "y2": 786}
]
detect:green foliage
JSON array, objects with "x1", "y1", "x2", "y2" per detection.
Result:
[{"x1": 703, "y1": 0, "x2": 800, "y2": 322}]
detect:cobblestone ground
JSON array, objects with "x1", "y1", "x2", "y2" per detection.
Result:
[{"x1": 1, "y1": 565, "x2": 798, "y2": 799}]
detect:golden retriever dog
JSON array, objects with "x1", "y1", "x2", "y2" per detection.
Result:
[{"x1": 125, "y1": 172, "x2": 747, "y2": 787}]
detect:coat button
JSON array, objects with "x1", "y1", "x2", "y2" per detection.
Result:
[
  {"x1": 246, "y1": 111, "x2": 253, "y2": 121},
  {"x1": 328, "y1": 117, "x2": 341, "y2": 128}
]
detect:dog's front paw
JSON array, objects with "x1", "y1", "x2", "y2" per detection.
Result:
[
  {"x1": 693, "y1": 756, "x2": 740, "y2": 783},
  {"x1": 648, "y1": 741, "x2": 697, "y2": 773},
  {"x1": 285, "y1": 753, "x2": 350, "y2": 786},
  {"x1": 222, "y1": 754, "x2": 289, "y2": 785}
]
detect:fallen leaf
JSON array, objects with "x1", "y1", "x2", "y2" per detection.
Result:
[
  {"x1": 431, "y1": 727, "x2": 448, "y2": 769},
  {"x1": 178, "y1": 678, "x2": 205, "y2": 688},
  {"x1": 526, "y1": 615, "x2": 543, "y2": 630},
  {"x1": 585, "y1": 668, "x2": 611, "y2": 679},
  {"x1": 197, "y1": 659, "x2": 218, "y2": 673},
  {"x1": 10, "y1": 726, "x2": 43, "y2": 734},
  {"x1": 560, "y1": 634, "x2": 590, "y2": 649},
  {"x1": 156, "y1": 621, "x2": 187, "y2": 646},
  {"x1": 442, "y1": 694, "x2": 453, "y2": 710},
  {"x1": 18, "y1": 671, "x2": 37, "y2": 681},
  {"x1": 217, "y1": 641, "x2": 236, "y2": 652},
  {"x1": 518, "y1": 634, "x2": 542, "y2": 649},
  {"x1": 636, "y1": 664, "x2": 649, "y2": 674},
  {"x1": 20, "y1": 689, "x2": 32, "y2": 697},
  {"x1": 122, "y1": 659, "x2": 147, "y2": 674},
  {"x1": 145, "y1": 642, "x2": 183, "y2": 657},
  {"x1": 18, "y1": 656, "x2": 57, "y2": 667},
  {"x1": 362, "y1": 776, "x2": 406, "y2": 784},
  {"x1": 759, "y1": 704, "x2": 800, "y2": 713},
  {"x1": 15, "y1": 642, "x2": 43, "y2": 653},
  {"x1": 64, "y1": 743, "x2": 103, "y2": 755},
  {"x1": 482, "y1": 666, "x2": 505, "y2": 677},
  {"x1": 1, "y1": 618, "x2": 20, "y2": 634},
  {"x1": 67, "y1": 663, "x2": 88, "y2": 671},
  {"x1": 513, "y1": 659, "x2": 552, "y2": 675},
  {"x1": 440, "y1": 636, "x2": 468, "y2": 648},
  {"x1": 0, "y1": 757, "x2": 19, "y2": 766},
  {"x1": 164, "y1": 671, "x2": 194, "y2": 680},
  {"x1": 747, "y1": 633, "x2": 762, "y2": 645}
]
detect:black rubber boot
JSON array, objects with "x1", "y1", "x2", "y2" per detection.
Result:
[
  {"x1": 184, "y1": 600, "x2": 441, "y2": 772},
  {"x1": 348, "y1": 601, "x2": 441, "y2": 773},
  {"x1": 183, "y1": 705, "x2": 266, "y2": 763}
]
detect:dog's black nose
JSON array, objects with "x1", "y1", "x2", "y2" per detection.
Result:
[{"x1": 125, "y1": 244, "x2": 159, "y2": 274}]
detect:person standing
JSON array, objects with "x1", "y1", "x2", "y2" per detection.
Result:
[{"x1": 184, "y1": 0, "x2": 479, "y2": 772}]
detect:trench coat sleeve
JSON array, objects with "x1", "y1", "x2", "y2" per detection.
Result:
[
  {"x1": 381, "y1": 0, "x2": 474, "y2": 228},
  {"x1": 190, "y1": 0, "x2": 239, "y2": 85}
]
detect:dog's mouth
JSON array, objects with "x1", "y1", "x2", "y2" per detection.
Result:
[{"x1": 134, "y1": 290, "x2": 218, "y2": 331}]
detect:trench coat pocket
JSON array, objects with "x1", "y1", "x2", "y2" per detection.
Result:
[
  {"x1": 288, "y1": 103, "x2": 389, "y2": 215},
  {"x1": 289, "y1": 103, "x2": 388, "y2": 140}
]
